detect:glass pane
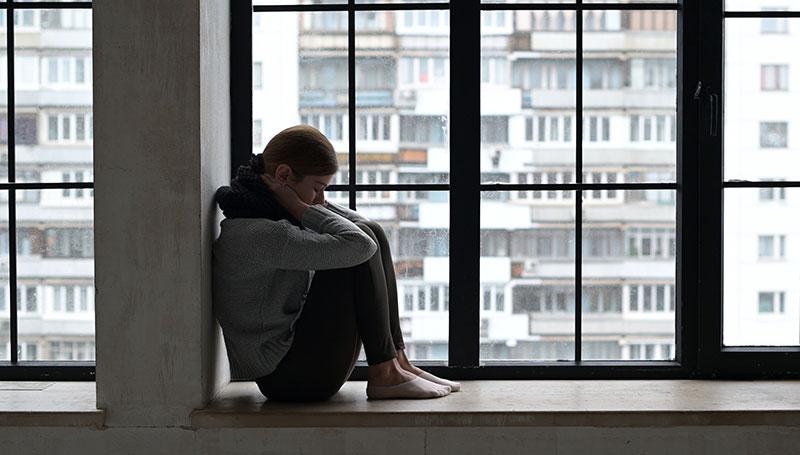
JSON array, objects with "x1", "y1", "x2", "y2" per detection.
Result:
[
  {"x1": 254, "y1": 11, "x2": 350, "y2": 179},
  {"x1": 15, "y1": 189, "x2": 94, "y2": 361},
  {"x1": 15, "y1": 9, "x2": 93, "y2": 183},
  {"x1": 481, "y1": 10, "x2": 577, "y2": 184},
  {"x1": 724, "y1": 188, "x2": 799, "y2": 347},
  {"x1": 0, "y1": 191, "x2": 7, "y2": 360},
  {"x1": 726, "y1": 1, "x2": 800, "y2": 12},
  {"x1": 358, "y1": 0, "x2": 448, "y2": 3},
  {"x1": 583, "y1": 10, "x2": 677, "y2": 184},
  {"x1": 353, "y1": 191, "x2": 450, "y2": 362},
  {"x1": 582, "y1": 190, "x2": 676, "y2": 360},
  {"x1": 482, "y1": 1, "x2": 575, "y2": 3},
  {"x1": 584, "y1": 0, "x2": 676, "y2": 3},
  {"x1": 355, "y1": 10, "x2": 449, "y2": 184},
  {"x1": 480, "y1": 191, "x2": 576, "y2": 361},
  {"x1": 0, "y1": 13, "x2": 7, "y2": 185},
  {"x1": 725, "y1": 18, "x2": 799, "y2": 181},
  {"x1": 255, "y1": 0, "x2": 347, "y2": 5}
]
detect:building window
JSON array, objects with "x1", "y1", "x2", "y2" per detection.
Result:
[
  {"x1": 43, "y1": 56, "x2": 92, "y2": 85},
  {"x1": 761, "y1": 8, "x2": 788, "y2": 34},
  {"x1": 46, "y1": 113, "x2": 93, "y2": 144},
  {"x1": 758, "y1": 235, "x2": 786, "y2": 259},
  {"x1": 252, "y1": 119, "x2": 262, "y2": 148},
  {"x1": 252, "y1": 62, "x2": 262, "y2": 89},
  {"x1": 758, "y1": 291, "x2": 785, "y2": 314},
  {"x1": 355, "y1": 114, "x2": 391, "y2": 142},
  {"x1": 759, "y1": 182, "x2": 787, "y2": 202},
  {"x1": 761, "y1": 64, "x2": 789, "y2": 91},
  {"x1": 759, "y1": 122, "x2": 788, "y2": 148}
]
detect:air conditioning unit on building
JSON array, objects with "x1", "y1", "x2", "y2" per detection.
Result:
[{"x1": 523, "y1": 258, "x2": 539, "y2": 273}]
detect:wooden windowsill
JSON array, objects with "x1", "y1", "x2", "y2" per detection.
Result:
[{"x1": 191, "y1": 380, "x2": 800, "y2": 428}]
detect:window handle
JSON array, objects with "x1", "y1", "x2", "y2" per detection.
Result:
[
  {"x1": 693, "y1": 80, "x2": 703, "y2": 100},
  {"x1": 709, "y1": 93, "x2": 719, "y2": 137}
]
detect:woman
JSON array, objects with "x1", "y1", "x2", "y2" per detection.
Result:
[{"x1": 213, "y1": 124, "x2": 461, "y2": 401}]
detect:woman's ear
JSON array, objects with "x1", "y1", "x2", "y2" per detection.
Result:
[{"x1": 275, "y1": 164, "x2": 291, "y2": 185}]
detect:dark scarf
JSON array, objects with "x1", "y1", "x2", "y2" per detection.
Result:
[{"x1": 214, "y1": 154, "x2": 304, "y2": 229}]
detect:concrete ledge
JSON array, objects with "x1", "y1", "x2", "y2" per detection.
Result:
[
  {"x1": 191, "y1": 380, "x2": 800, "y2": 428},
  {"x1": 0, "y1": 382, "x2": 103, "y2": 427}
]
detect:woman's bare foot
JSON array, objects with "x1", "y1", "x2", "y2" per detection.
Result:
[
  {"x1": 395, "y1": 348, "x2": 462, "y2": 392},
  {"x1": 366, "y1": 357, "x2": 450, "y2": 399}
]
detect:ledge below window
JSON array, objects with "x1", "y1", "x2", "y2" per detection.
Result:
[
  {"x1": 0, "y1": 381, "x2": 102, "y2": 427},
  {"x1": 192, "y1": 380, "x2": 800, "y2": 428}
]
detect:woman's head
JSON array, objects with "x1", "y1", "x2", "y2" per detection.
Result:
[{"x1": 252, "y1": 124, "x2": 338, "y2": 205}]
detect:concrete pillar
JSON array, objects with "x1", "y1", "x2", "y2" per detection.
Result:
[{"x1": 93, "y1": 0, "x2": 230, "y2": 427}]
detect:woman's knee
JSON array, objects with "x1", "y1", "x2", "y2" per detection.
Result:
[{"x1": 354, "y1": 221, "x2": 380, "y2": 244}]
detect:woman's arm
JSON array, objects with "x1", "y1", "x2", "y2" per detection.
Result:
[
  {"x1": 227, "y1": 204, "x2": 377, "y2": 271},
  {"x1": 322, "y1": 199, "x2": 370, "y2": 223}
]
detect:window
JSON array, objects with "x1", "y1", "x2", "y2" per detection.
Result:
[
  {"x1": 43, "y1": 56, "x2": 92, "y2": 85},
  {"x1": 252, "y1": 119, "x2": 262, "y2": 148},
  {"x1": 240, "y1": 1, "x2": 799, "y2": 379},
  {"x1": 583, "y1": 115, "x2": 610, "y2": 142},
  {"x1": 761, "y1": 64, "x2": 789, "y2": 91},
  {"x1": 757, "y1": 235, "x2": 785, "y2": 259},
  {"x1": 759, "y1": 122, "x2": 788, "y2": 148},
  {"x1": 630, "y1": 114, "x2": 676, "y2": 143},
  {"x1": 252, "y1": 62, "x2": 262, "y2": 89},
  {"x1": 2, "y1": 1, "x2": 94, "y2": 377},
  {"x1": 760, "y1": 8, "x2": 788, "y2": 34},
  {"x1": 399, "y1": 115, "x2": 446, "y2": 145},
  {"x1": 757, "y1": 292, "x2": 785, "y2": 314},
  {"x1": 46, "y1": 113, "x2": 93, "y2": 144},
  {"x1": 356, "y1": 114, "x2": 391, "y2": 142},
  {"x1": 525, "y1": 115, "x2": 573, "y2": 143}
]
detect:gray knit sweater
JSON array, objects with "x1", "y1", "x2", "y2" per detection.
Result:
[{"x1": 212, "y1": 200, "x2": 377, "y2": 380}]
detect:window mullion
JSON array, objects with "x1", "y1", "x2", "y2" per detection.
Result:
[{"x1": 448, "y1": 0, "x2": 480, "y2": 368}]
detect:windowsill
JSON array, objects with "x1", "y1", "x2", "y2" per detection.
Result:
[
  {"x1": 0, "y1": 381, "x2": 102, "y2": 427},
  {"x1": 192, "y1": 380, "x2": 800, "y2": 428}
]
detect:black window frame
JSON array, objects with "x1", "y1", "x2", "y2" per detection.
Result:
[
  {"x1": 234, "y1": 0, "x2": 792, "y2": 381},
  {"x1": 0, "y1": 1, "x2": 95, "y2": 381}
]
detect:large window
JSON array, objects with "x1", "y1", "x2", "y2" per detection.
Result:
[
  {"x1": 0, "y1": 3, "x2": 94, "y2": 380},
  {"x1": 236, "y1": 0, "x2": 799, "y2": 378}
]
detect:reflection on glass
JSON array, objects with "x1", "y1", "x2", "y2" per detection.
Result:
[
  {"x1": 582, "y1": 190, "x2": 676, "y2": 360},
  {"x1": 353, "y1": 192, "x2": 450, "y2": 361},
  {"x1": 253, "y1": 11, "x2": 350, "y2": 179},
  {"x1": 724, "y1": 188, "x2": 800, "y2": 347},
  {"x1": 480, "y1": 191, "x2": 576, "y2": 361},
  {"x1": 355, "y1": 10, "x2": 450, "y2": 185},
  {"x1": 12, "y1": 189, "x2": 94, "y2": 361},
  {"x1": 725, "y1": 18, "x2": 799, "y2": 181}
]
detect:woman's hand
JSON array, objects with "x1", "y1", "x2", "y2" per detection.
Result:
[{"x1": 262, "y1": 173, "x2": 310, "y2": 221}]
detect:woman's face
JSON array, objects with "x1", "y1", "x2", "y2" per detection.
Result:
[{"x1": 274, "y1": 163, "x2": 334, "y2": 205}]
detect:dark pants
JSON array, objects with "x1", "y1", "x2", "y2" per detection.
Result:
[{"x1": 255, "y1": 221, "x2": 406, "y2": 402}]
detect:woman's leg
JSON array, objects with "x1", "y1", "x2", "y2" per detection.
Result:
[
  {"x1": 254, "y1": 265, "x2": 364, "y2": 402},
  {"x1": 357, "y1": 221, "x2": 462, "y2": 392},
  {"x1": 358, "y1": 220, "x2": 405, "y2": 351},
  {"x1": 256, "y1": 224, "x2": 399, "y2": 401}
]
